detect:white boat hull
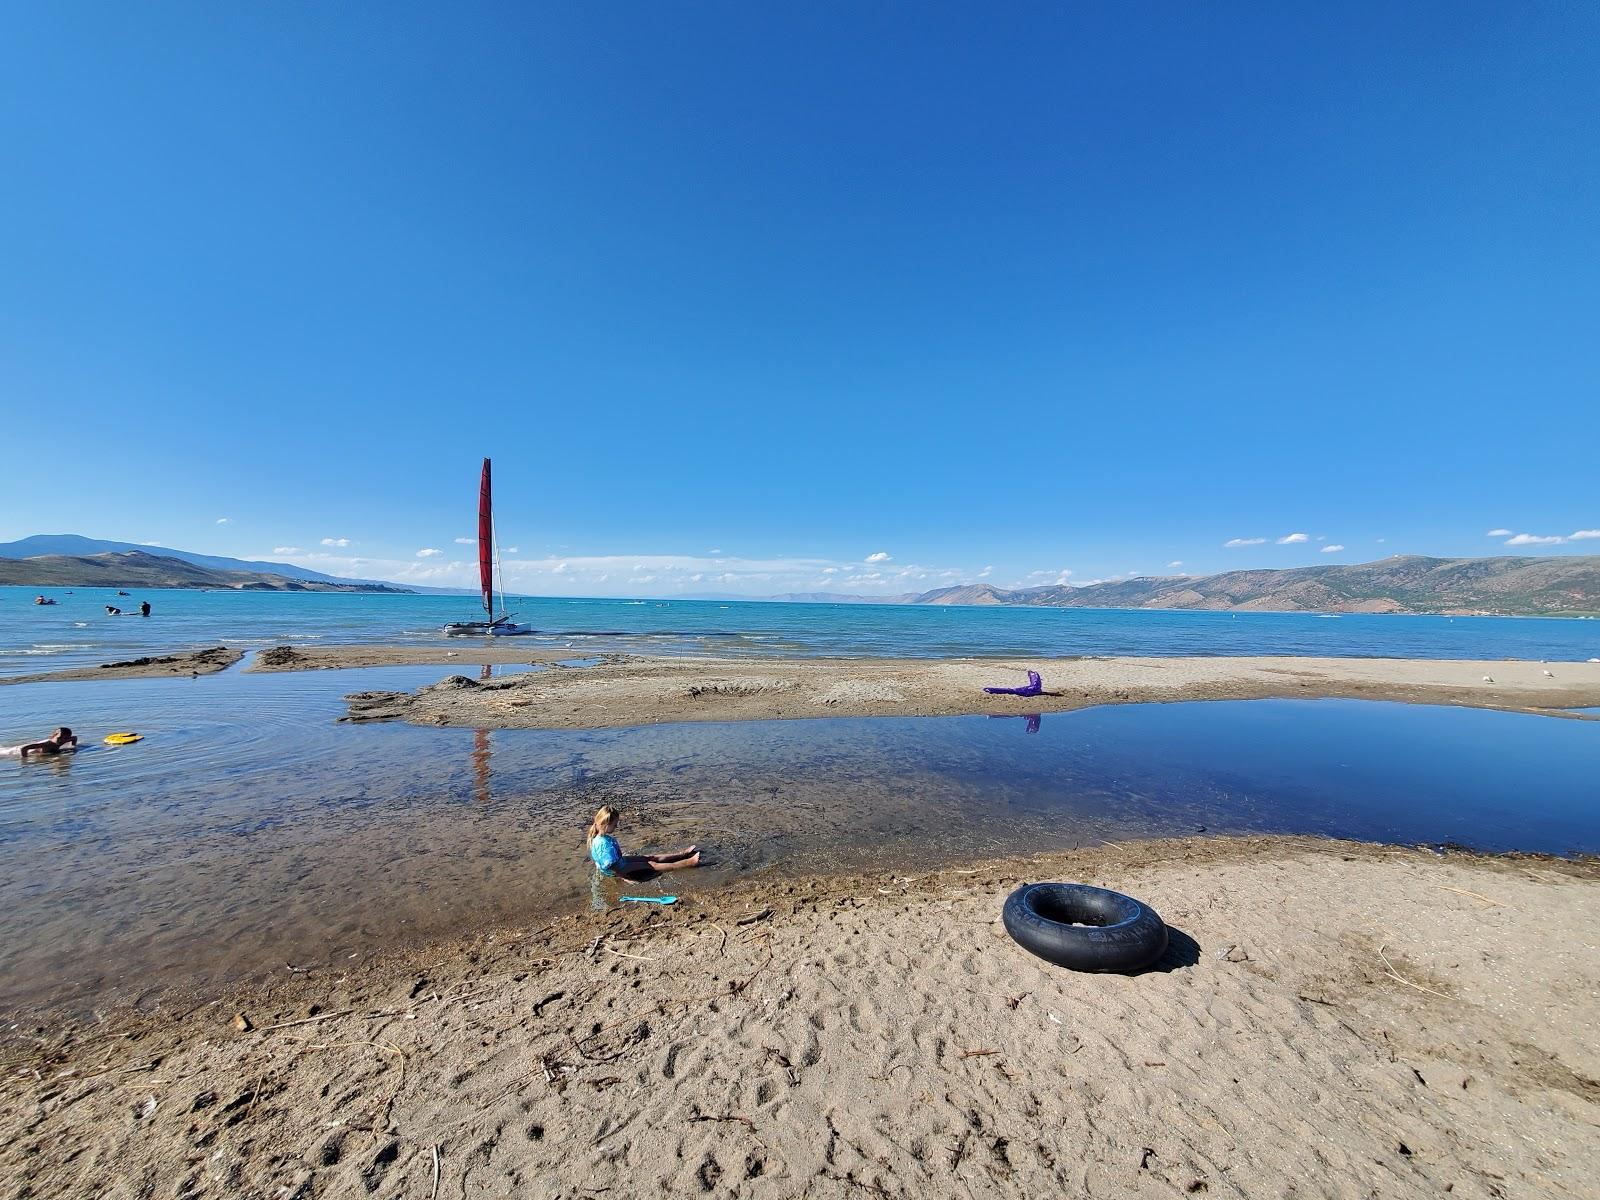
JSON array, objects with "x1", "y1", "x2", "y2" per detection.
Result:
[{"x1": 442, "y1": 621, "x2": 535, "y2": 637}]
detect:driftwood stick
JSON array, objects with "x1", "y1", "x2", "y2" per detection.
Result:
[
  {"x1": 260, "y1": 1009, "x2": 355, "y2": 1033},
  {"x1": 1378, "y1": 945, "x2": 1450, "y2": 1000},
  {"x1": 690, "y1": 1111, "x2": 755, "y2": 1129},
  {"x1": 1436, "y1": 885, "x2": 1500, "y2": 907}
]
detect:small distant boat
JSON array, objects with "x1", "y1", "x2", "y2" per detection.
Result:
[
  {"x1": 33, "y1": 595, "x2": 57, "y2": 606},
  {"x1": 444, "y1": 457, "x2": 534, "y2": 637}
]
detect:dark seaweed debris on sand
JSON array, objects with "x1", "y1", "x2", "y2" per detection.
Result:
[
  {"x1": 341, "y1": 675, "x2": 487, "y2": 723},
  {"x1": 340, "y1": 690, "x2": 417, "y2": 723},
  {"x1": 101, "y1": 647, "x2": 236, "y2": 670}
]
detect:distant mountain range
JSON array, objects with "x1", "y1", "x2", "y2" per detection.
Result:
[
  {"x1": 0, "y1": 545, "x2": 411, "y2": 593},
  {"x1": 0, "y1": 534, "x2": 365, "y2": 584},
  {"x1": 771, "y1": 555, "x2": 1600, "y2": 616},
  {"x1": 6, "y1": 535, "x2": 1596, "y2": 614}
]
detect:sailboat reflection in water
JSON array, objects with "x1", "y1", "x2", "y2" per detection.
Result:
[{"x1": 471, "y1": 662, "x2": 493, "y2": 804}]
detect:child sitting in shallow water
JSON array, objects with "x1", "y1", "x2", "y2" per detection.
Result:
[{"x1": 586, "y1": 805, "x2": 700, "y2": 877}]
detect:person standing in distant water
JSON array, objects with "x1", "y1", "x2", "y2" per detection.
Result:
[
  {"x1": 18, "y1": 728, "x2": 77, "y2": 758},
  {"x1": 139, "y1": 600, "x2": 151, "y2": 617}
]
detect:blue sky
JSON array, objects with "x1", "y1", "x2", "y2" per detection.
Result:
[{"x1": 2, "y1": 3, "x2": 1596, "y2": 596}]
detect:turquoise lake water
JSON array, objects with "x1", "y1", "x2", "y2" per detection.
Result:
[{"x1": 4, "y1": 585, "x2": 1599, "y2": 677}]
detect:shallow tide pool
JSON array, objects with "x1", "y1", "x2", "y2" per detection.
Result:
[{"x1": 2, "y1": 663, "x2": 1596, "y2": 1013}]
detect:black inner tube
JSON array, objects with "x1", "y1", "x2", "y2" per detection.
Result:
[
  {"x1": 1002, "y1": 882, "x2": 1168, "y2": 973},
  {"x1": 1027, "y1": 886, "x2": 1138, "y2": 929}
]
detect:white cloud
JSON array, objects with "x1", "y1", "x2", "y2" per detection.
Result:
[
  {"x1": 708, "y1": 548, "x2": 723, "y2": 555},
  {"x1": 1277, "y1": 532, "x2": 1309, "y2": 545},
  {"x1": 1321, "y1": 544, "x2": 1345, "y2": 553},
  {"x1": 1376, "y1": 537, "x2": 1386, "y2": 543},
  {"x1": 416, "y1": 548, "x2": 443, "y2": 558},
  {"x1": 1167, "y1": 560, "x2": 1183, "y2": 568},
  {"x1": 321, "y1": 537, "x2": 351, "y2": 548},
  {"x1": 865, "y1": 551, "x2": 892, "y2": 563},
  {"x1": 254, "y1": 548, "x2": 979, "y2": 598},
  {"x1": 272, "y1": 546, "x2": 303, "y2": 555},
  {"x1": 1486, "y1": 529, "x2": 1512, "y2": 537},
  {"x1": 503, "y1": 546, "x2": 518, "y2": 554},
  {"x1": 1505, "y1": 533, "x2": 1565, "y2": 546},
  {"x1": 977, "y1": 565, "x2": 993, "y2": 578},
  {"x1": 454, "y1": 536, "x2": 476, "y2": 545},
  {"x1": 1496, "y1": 529, "x2": 1599, "y2": 546},
  {"x1": 1224, "y1": 537, "x2": 1266, "y2": 547},
  {"x1": 215, "y1": 517, "x2": 231, "y2": 525}
]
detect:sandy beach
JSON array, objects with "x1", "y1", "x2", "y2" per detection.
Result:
[
  {"x1": 3, "y1": 835, "x2": 1595, "y2": 1199},
  {"x1": 332, "y1": 652, "x2": 1600, "y2": 729}
]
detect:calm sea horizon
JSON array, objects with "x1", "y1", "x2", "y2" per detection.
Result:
[{"x1": 3, "y1": 585, "x2": 1599, "y2": 678}]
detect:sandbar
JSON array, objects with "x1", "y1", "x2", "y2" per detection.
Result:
[
  {"x1": 244, "y1": 642, "x2": 594, "y2": 672},
  {"x1": 337, "y1": 653, "x2": 1600, "y2": 728},
  {"x1": 0, "y1": 646, "x2": 243, "y2": 686}
]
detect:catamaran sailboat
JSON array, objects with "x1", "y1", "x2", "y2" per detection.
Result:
[{"x1": 443, "y1": 457, "x2": 534, "y2": 637}]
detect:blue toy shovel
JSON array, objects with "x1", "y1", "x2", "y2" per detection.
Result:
[{"x1": 619, "y1": 895, "x2": 677, "y2": 906}]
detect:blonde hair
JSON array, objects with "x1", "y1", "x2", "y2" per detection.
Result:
[{"x1": 586, "y1": 805, "x2": 619, "y2": 846}]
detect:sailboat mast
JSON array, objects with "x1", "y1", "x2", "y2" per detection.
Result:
[{"x1": 492, "y1": 511, "x2": 507, "y2": 621}]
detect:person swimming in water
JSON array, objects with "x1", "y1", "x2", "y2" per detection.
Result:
[
  {"x1": 585, "y1": 805, "x2": 700, "y2": 877},
  {"x1": 18, "y1": 727, "x2": 78, "y2": 758},
  {"x1": 105, "y1": 605, "x2": 121, "y2": 616}
]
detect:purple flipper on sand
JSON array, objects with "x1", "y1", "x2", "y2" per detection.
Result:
[{"x1": 984, "y1": 670, "x2": 1043, "y2": 697}]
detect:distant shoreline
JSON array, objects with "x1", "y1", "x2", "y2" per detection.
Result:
[
  {"x1": 9, "y1": 583, "x2": 1598, "y2": 618},
  {"x1": 757, "y1": 596, "x2": 1600, "y2": 619}
]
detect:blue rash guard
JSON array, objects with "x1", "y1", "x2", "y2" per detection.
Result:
[{"x1": 590, "y1": 833, "x2": 622, "y2": 875}]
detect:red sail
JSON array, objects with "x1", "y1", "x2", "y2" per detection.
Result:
[{"x1": 477, "y1": 458, "x2": 493, "y2": 618}]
